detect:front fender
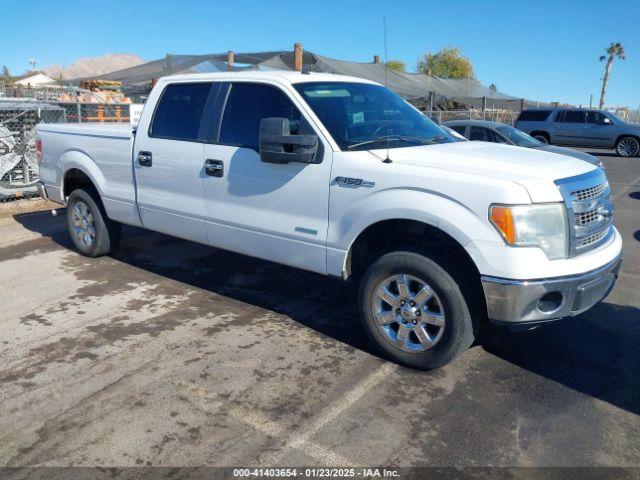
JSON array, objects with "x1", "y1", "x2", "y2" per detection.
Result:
[{"x1": 326, "y1": 188, "x2": 502, "y2": 278}]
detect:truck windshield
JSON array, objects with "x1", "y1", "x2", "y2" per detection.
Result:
[{"x1": 293, "y1": 82, "x2": 454, "y2": 151}]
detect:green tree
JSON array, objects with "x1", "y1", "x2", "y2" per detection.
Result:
[
  {"x1": 598, "y1": 42, "x2": 625, "y2": 109},
  {"x1": 386, "y1": 60, "x2": 406, "y2": 73},
  {"x1": 417, "y1": 47, "x2": 474, "y2": 79},
  {"x1": 2, "y1": 65, "x2": 11, "y2": 83}
]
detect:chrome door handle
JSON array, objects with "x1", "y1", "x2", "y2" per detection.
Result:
[
  {"x1": 138, "y1": 151, "x2": 152, "y2": 167},
  {"x1": 205, "y1": 159, "x2": 223, "y2": 177}
]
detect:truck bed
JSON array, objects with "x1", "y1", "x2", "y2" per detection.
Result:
[
  {"x1": 38, "y1": 122, "x2": 133, "y2": 139},
  {"x1": 36, "y1": 122, "x2": 140, "y2": 227}
]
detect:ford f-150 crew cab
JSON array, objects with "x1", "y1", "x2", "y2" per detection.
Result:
[{"x1": 36, "y1": 71, "x2": 622, "y2": 369}]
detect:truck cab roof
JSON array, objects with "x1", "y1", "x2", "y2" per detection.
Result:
[{"x1": 155, "y1": 70, "x2": 379, "y2": 87}]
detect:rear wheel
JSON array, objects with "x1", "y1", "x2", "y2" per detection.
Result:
[
  {"x1": 615, "y1": 136, "x2": 640, "y2": 157},
  {"x1": 358, "y1": 251, "x2": 475, "y2": 370},
  {"x1": 532, "y1": 133, "x2": 549, "y2": 144},
  {"x1": 66, "y1": 188, "x2": 121, "y2": 257}
]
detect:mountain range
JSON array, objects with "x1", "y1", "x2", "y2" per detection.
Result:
[{"x1": 43, "y1": 54, "x2": 144, "y2": 80}]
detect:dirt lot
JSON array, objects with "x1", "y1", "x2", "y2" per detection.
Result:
[{"x1": 0, "y1": 149, "x2": 638, "y2": 468}]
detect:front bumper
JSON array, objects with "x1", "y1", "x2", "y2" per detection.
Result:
[{"x1": 481, "y1": 255, "x2": 622, "y2": 323}]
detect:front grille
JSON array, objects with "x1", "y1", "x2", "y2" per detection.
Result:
[
  {"x1": 575, "y1": 210, "x2": 599, "y2": 226},
  {"x1": 556, "y1": 171, "x2": 613, "y2": 256},
  {"x1": 578, "y1": 229, "x2": 609, "y2": 249},
  {"x1": 572, "y1": 183, "x2": 607, "y2": 201}
]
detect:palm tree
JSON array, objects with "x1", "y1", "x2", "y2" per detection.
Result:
[{"x1": 598, "y1": 42, "x2": 625, "y2": 109}]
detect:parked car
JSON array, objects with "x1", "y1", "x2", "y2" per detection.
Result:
[
  {"x1": 439, "y1": 124, "x2": 468, "y2": 141},
  {"x1": 36, "y1": 71, "x2": 622, "y2": 370},
  {"x1": 515, "y1": 107, "x2": 640, "y2": 157},
  {"x1": 443, "y1": 120, "x2": 603, "y2": 169}
]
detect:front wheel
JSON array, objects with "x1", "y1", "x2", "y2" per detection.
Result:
[
  {"x1": 615, "y1": 136, "x2": 640, "y2": 157},
  {"x1": 358, "y1": 251, "x2": 475, "y2": 370},
  {"x1": 67, "y1": 188, "x2": 121, "y2": 257}
]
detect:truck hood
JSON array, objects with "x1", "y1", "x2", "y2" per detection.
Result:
[{"x1": 370, "y1": 140, "x2": 596, "y2": 203}]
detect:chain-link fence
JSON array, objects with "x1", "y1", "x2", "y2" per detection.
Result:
[
  {"x1": 0, "y1": 102, "x2": 66, "y2": 203},
  {"x1": 0, "y1": 82, "x2": 132, "y2": 206},
  {"x1": 425, "y1": 109, "x2": 520, "y2": 126}
]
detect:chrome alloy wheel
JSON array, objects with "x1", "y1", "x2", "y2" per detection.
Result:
[
  {"x1": 372, "y1": 274, "x2": 446, "y2": 352},
  {"x1": 616, "y1": 137, "x2": 640, "y2": 157},
  {"x1": 71, "y1": 201, "x2": 96, "y2": 246}
]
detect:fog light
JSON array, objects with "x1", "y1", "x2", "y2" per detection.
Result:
[{"x1": 538, "y1": 292, "x2": 563, "y2": 313}]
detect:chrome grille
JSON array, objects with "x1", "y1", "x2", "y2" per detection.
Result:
[
  {"x1": 572, "y1": 183, "x2": 607, "y2": 201},
  {"x1": 574, "y1": 210, "x2": 599, "y2": 226},
  {"x1": 578, "y1": 229, "x2": 609, "y2": 249},
  {"x1": 556, "y1": 171, "x2": 614, "y2": 257}
]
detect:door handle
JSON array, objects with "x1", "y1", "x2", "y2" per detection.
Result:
[
  {"x1": 138, "y1": 151, "x2": 152, "y2": 167},
  {"x1": 205, "y1": 159, "x2": 223, "y2": 177}
]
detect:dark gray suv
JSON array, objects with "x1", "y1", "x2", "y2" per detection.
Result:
[{"x1": 515, "y1": 108, "x2": 640, "y2": 157}]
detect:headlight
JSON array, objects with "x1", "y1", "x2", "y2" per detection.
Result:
[{"x1": 490, "y1": 203, "x2": 568, "y2": 259}]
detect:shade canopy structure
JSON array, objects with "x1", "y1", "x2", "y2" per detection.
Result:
[{"x1": 79, "y1": 50, "x2": 533, "y2": 110}]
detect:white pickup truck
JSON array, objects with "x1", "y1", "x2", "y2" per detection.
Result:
[{"x1": 36, "y1": 71, "x2": 622, "y2": 369}]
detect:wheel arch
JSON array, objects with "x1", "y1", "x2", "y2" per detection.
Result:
[
  {"x1": 614, "y1": 133, "x2": 640, "y2": 147},
  {"x1": 345, "y1": 218, "x2": 488, "y2": 327},
  {"x1": 530, "y1": 130, "x2": 550, "y2": 142},
  {"x1": 344, "y1": 218, "x2": 480, "y2": 280},
  {"x1": 60, "y1": 150, "x2": 106, "y2": 200}
]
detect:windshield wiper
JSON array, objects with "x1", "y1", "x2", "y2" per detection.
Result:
[{"x1": 346, "y1": 136, "x2": 435, "y2": 150}]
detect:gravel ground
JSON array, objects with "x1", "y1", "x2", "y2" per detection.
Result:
[{"x1": 0, "y1": 148, "x2": 638, "y2": 468}]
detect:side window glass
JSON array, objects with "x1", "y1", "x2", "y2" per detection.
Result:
[
  {"x1": 490, "y1": 131, "x2": 508, "y2": 143},
  {"x1": 469, "y1": 127, "x2": 488, "y2": 141},
  {"x1": 555, "y1": 111, "x2": 565, "y2": 122},
  {"x1": 587, "y1": 111, "x2": 606, "y2": 124},
  {"x1": 219, "y1": 83, "x2": 307, "y2": 151},
  {"x1": 563, "y1": 111, "x2": 586, "y2": 123},
  {"x1": 150, "y1": 83, "x2": 212, "y2": 141},
  {"x1": 451, "y1": 126, "x2": 467, "y2": 136}
]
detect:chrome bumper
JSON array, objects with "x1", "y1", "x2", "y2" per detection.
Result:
[{"x1": 481, "y1": 256, "x2": 622, "y2": 324}]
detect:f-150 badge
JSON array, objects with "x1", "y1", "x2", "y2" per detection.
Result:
[{"x1": 331, "y1": 176, "x2": 375, "y2": 188}]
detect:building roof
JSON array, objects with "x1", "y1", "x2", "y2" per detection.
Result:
[
  {"x1": 81, "y1": 50, "x2": 534, "y2": 110},
  {"x1": 14, "y1": 73, "x2": 57, "y2": 86}
]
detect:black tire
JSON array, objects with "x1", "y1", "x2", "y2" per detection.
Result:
[
  {"x1": 66, "y1": 188, "x2": 121, "y2": 257},
  {"x1": 614, "y1": 136, "x2": 640, "y2": 157},
  {"x1": 358, "y1": 251, "x2": 476, "y2": 370},
  {"x1": 532, "y1": 133, "x2": 549, "y2": 144}
]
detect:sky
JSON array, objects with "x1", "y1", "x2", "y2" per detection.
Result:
[{"x1": 1, "y1": 0, "x2": 638, "y2": 108}]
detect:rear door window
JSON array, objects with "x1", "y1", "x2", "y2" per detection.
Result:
[
  {"x1": 517, "y1": 110, "x2": 551, "y2": 122},
  {"x1": 150, "y1": 83, "x2": 213, "y2": 141},
  {"x1": 561, "y1": 111, "x2": 586, "y2": 123}
]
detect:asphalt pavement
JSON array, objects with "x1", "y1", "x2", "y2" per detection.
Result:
[{"x1": 0, "y1": 148, "x2": 638, "y2": 468}]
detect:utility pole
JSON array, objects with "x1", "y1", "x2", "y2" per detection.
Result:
[{"x1": 28, "y1": 58, "x2": 39, "y2": 72}]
